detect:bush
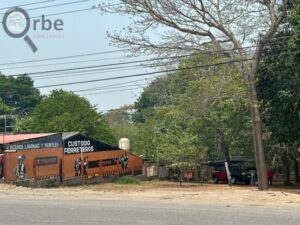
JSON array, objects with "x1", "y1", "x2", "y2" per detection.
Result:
[{"x1": 115, "y1": 176, "x2": 141, "y2": 184}]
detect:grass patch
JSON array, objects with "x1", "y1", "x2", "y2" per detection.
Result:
[{"x1": 115, "y1": 176, "x2": 142, "y2": 185}]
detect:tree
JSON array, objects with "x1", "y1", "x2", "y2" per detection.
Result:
[
  {"x1": 17, "y1": 90, "x2": 116, "y2": 145},
  {"x1": 101, "y1": 0, "x2": 290, "y2": 190},
  {"x1": 105, "y1": 105, "x2": 141, "y2": 149},
  {"x1": 0, "y1": 74, "x2": 42, "y2": 116},
  {"x1": 258, "y1": 3, "x2": 300, "y2": 184},
  {"x1": 133, "y1": 54, "x2": 253, "y2": 173}
]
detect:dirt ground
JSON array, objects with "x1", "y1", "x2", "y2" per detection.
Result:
[{"x1": 0, "y1": 181, "x2": 299, "y2": 206}]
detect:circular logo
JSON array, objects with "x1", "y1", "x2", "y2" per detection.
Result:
[{"x1": 2, "y1": 7, "x2": 30, "y2": 38}]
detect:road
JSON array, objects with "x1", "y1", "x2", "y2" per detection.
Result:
[{"x1": 0, "y1": 198, "x2": 299, "y2": 225}]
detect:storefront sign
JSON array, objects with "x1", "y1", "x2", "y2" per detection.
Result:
[
  {"x1": 64, "y1": 140, "x2": 94, "y2": 155},
  {"x1": 63, "y1": 133, "x2": 117, "y2": 155},
  {"x1": 7, "y1": 134, "x2": 62, "y2": 151}
]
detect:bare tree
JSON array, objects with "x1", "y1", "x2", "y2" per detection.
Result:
[{"x1": 101, "y1": 0, "x2": 289, "y2": 190}]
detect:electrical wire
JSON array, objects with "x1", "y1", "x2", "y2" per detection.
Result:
[
  {"x1": 73, "y1": 77, "x2": 155, "y2": 93},
  {"x1": 0, "y1": 34, "x2": 293, "y2": 68},
  {"x1": 28, "y1": 41, "x2": 297, "y2": 81},
  {"x1": 0, "y1": 0, "x2": 90, "y2": 15},
  {"x1": 36, "y1": 57, "x2": 256, "y2": 88},
  {"x1": 5, "y1": 47, "x2": 260, "y2": 77},
  {"x1": 0, "y1": 6, "x2": 96, "y2": 24},
  {"x1": 0, "y1": 49, "x2": 125, "y2": 67},
  {"x1": 0, "y1": 0, "x2": 56, "y2": 11}
]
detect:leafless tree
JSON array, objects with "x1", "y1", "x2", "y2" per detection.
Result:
[{"x1": 101, "y1": 0, "x2": 290, "y2": 190}]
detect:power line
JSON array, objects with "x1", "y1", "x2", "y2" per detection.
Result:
[
  {"x1": 0, "y1": 0, "x2": 90, "y2": 15},
  {"x1": 0, "y1": 55, "x2": 145, "y2": 71},
  {"x1": 35, "y1": 44, "x2": 298, "y2": 90},
  {"x1": 33, "y1": 65, "x2": 152, "y2": 80},
  {"x1": 36, "y1": 57, "x2": 256, "y2": 88},
  {"x1": 82, "y1": 87, "x2": 144, "y2": 96},
  {"x1": 0, "y1": 0, "x2": 55, "y2": 11},
  {"x1": 30, "y1": 44, "x2": 297, "y2": 81},
  {"x1": 13, "y1": 55, "x2": 200, "y2": 76},
  {"x1": 24, "y1": 47, "x2": 294, "y2": 81},
  {"x1": 0, "y1": 6, "x2": 96, "y2": 24},
  {"x1": 73, "y1": 77, "x2": 155, "y2": 93},
  {"x1": 11, "y1": 47, "x2": 259, "y2": 77},
  {"x1": 0, "y1": 49, "x2": 125, "y2": 67},
  {"x1": 24, "y1": 0, "x2": 90, "y2": 12},
  {"x1": 0, "y1": 33, "x2": 293, "y2": 68}
]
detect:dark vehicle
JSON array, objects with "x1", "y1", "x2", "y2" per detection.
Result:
[{"x1": 209, "y1": 160, "x2": 254, "y2": 185}]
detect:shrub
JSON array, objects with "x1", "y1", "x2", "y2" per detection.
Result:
[{"x1": 115, "y1": 176, "x2": 141, "y2": 184}]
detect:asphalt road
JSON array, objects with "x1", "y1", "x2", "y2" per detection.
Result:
[{"x1": 0, "y1": 198, "x2": 299, "y2": 225}]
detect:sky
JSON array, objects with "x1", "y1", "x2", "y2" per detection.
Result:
[{"x1": 0, "y1": 0, "x2": 155, "y2": 112}]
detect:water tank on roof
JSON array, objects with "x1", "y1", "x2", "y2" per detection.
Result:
[{"x1": 119, "y1": 138, "x2": 130, "y2": 151}]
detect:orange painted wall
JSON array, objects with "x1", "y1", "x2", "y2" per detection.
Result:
[
  {"x1": 4, "y1": 148, "x2": 63, "y2": 182},
  {"x1": 4, "y1": 148, "x2": 143, "y2": 182},
  {"x1": 63, "y1": 150, "x2": 143, "y2": 178}
]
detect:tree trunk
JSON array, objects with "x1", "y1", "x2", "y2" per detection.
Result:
[
  {"x1": 282, "y1": 151, "x2": 291, "y2": 185},
  {"x1": 217, "y1": 129, "x2": 230, "y2": 162},
  {"x1": 247, "y1": 78, "x2": 268, "y2": 191},
  {"x1": 294, "y1": 158, "x2": 299, "y2": 183},
  {"x1": 194, "y1": 163, "x2": 199, "y2": 182}
]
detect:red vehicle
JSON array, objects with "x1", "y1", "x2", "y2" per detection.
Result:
[
  {"x1": 209, "y1": 160, "x2": 253, "y2": 185},
  {"x1": 210, "y1": 160, "x2": 274, "y2": 185}
]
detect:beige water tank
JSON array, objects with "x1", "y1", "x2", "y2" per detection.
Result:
[{"x1": 119, "y1": 138, "x2": 130, "y2": 151}]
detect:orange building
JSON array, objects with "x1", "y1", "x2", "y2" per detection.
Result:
[{"x1": 0, "y1": 132, "x2": 143, "y2": 185}]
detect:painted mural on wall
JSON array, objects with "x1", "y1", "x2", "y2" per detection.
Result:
[
  {"x1": 74, "y1": 157, "x2": 89, "y2": 176},
  {"x1": 120, "y1": 153, "x2": 129, "y2": 169},
  {"x1": 14, "y1": 155, "x2": 27, "y2": 180}
]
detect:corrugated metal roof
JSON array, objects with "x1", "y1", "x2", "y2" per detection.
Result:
[
  {"x1": 0, "y1": 133, "x2": 56, "y2": 144},
  {"x1": 62, "y1": 132, "x2": 80, "y2": 140}
]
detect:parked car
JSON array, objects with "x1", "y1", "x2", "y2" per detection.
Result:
[{"x1": 209, "y1": 160, "x2": 254, "y2": 185}]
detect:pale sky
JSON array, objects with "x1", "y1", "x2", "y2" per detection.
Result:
[{"x1": 0, "y1": 0, "x2": 155, "y2": 112}]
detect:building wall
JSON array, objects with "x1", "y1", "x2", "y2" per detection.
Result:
[
  {"x1": 4, "y1": 148, "x2": 63, "y2": 182},
  {"x1": 4, "y1": 148, "x2": 143, "y2": 182},
  {"x1": 63, "y1": 149, "x2": 143, "y2": 179}
]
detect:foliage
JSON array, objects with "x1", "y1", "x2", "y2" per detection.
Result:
[
  {"x1": 258, "y1": 7, "x2": 300, "y2": 148},
  {"x1": 101, "y1": 0, "x2": 290, "y2": 190},
  {"x1": 132, "y1": 54, "x2": 252, "y2": 166},
  {"x1": 257, "y1": 3, "x2": 300, "y2": 183},
  {"x1": 105, "y1": 105, "x2": 140, "y2": 148},
  {"x1": 0, "y1": 74, "x2": 42, "y2": 116},
  {"x1": 115, "y1": 176, "x2": 141, "y2": 184},
  {"x1": 16, "y1": 90, "x2": 116, "y2": 145}
]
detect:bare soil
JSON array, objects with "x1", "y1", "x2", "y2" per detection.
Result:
[{"x1": 0, "y1": 181, "x2": 299, "y2": 206}]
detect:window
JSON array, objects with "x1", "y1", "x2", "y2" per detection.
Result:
[
  {"x1": 88, "y1": 160, "x2": 100, "y2": 168},
  {"x1": 102, "y1": 158, "x2": 118, "y2": 167}
]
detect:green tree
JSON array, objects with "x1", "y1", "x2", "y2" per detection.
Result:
[
  {"x1": 0, "y1": 74, "x2": 42, "y2": 116},
  {"x1": 102, "y1": 0, "x2": 291, "y2": 190},
  {"x1": 258, "y1": 4, "x2": 300, "y2": 184},
  {"x1": 105, "y1": 105, "x2": 141, "y2": 149},
  {"x1": 126, "y1": 54, "x2": 253, "y2": 184},
  {"x1": 17, "y1": 90, "x2": 116, "y2": 145}
]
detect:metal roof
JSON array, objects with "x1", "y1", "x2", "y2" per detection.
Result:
[
  {"x1": 62, "y1": 132, "x2": 80, "y2": 140},
  {"x1": 0, "y1": 133, "x2": 56, "y2": 144}
]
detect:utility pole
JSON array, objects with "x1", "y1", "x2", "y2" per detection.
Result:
[{"x1": 0, "y1": 115, "x2": 19, "y2": 143}]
